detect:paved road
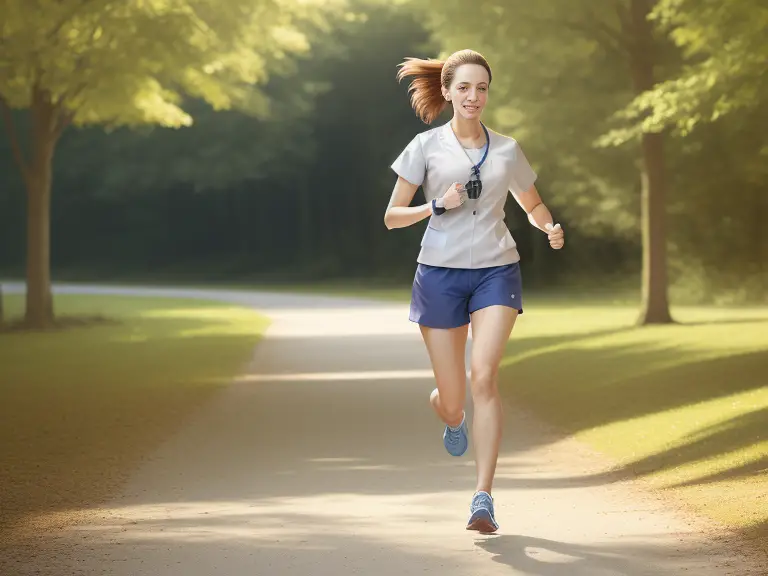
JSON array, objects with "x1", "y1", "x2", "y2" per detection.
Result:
[{"x1": 3, "y1": 283, "x2": 761, "y2": 575}]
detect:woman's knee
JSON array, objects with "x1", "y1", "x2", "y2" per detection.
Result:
[
  {"x1": 470, "y1": 366, "x2": 498, "y2": 401},
  {"x1": 434, "y1": 387, "x2": 466, "y2": 421}
]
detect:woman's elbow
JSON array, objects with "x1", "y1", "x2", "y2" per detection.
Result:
[{"x1": 384, "y1": 209, "x2": 395, "y2": 230}]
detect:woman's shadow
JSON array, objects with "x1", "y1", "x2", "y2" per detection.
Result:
[{"x1": 474, "y1": 533, "x2": 693, "y2": 576}]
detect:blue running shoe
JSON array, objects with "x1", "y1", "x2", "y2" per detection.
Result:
[
  {"x1": 466, "y1": 491, "x2": 499, "y2": 533},
  {"x1": 443, "y1": 414, "x2": 468, "y2": 457}
]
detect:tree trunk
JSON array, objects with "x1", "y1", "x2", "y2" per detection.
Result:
[
  {"x1": 637, "y1": 131, "x2": 673, "y2": 324},
  {"x1": 2, "y1": 89, "x2": 66, "y2": 329},
  {"x1": 628, "y1": 0, "x2": 674, "y2": 325},
  {"x1": 25, "y1": 138, "x2": 55, "y2": 328}
]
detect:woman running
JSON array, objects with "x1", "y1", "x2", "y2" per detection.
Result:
[{"x1": 384, "y1": 49, "x2": 565, "y2": 533}]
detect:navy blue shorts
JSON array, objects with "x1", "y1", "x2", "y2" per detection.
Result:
[{"x1": 409, "y1": 263, "x2": 523, "y2": 329}]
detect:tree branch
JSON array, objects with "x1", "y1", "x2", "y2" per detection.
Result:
[
  {"x1": 585, "y1": 5, "x2": 629, "y2": 50},
  {"x1": 53, "y1": 107, "x2": 75, "y2": 142},
  {"x1": 49, "y1": 52, "x2": 92, "y2": 138},
  {"x1": 46, "y1": 0, "x2": 106, "y2": 43},
  {"x1": 615, "y1": 0, "x2": 633, "y2": 33},
  {"x1": 0, "y1": 96, "x2": 31, "y2": 187},
  {"x1": 558, "y1": 16, "x2": 627, "y2": 55},
  {"x1": 526, "y1": 13, "x2": 627, "y2": 57}
]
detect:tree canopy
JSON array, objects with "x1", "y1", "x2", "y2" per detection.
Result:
[
  {"x1": 408, "y1": 0, "x2": 767, "y2": 305},
  {"x1": 605, "y1": 0, "x2": 768, "y2": 142},
  {"x1": 0, "y1": 1, "x2": 763, "y2": 321},
  {"x1": 0, "y1": 0, "x2": 338, "y2": 127},
  {"x1": 0, "y1": 0, "x2": 346, "y2": 327}
]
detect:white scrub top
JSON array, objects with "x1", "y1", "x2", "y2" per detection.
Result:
[{"x1": 391, "y1": 122, "x2": 537, "y2": 269}]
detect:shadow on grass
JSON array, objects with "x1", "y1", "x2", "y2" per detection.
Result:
[
  {"x1": 741, "y1": 519, "x2": 768, "y2": 557},
  {"x1": 0, "y1": 307, "x2": 267, "y2": 540},
  {"x1": 495, "y1": 404, "x2": 766, "y2": 488},
  {"x1": 652, "y1": 408, "x2": 767, "y2": 485},
  {"x1": 504, "y1": 347, "x2": 768, "y2": 435},
  {"x1": 0, "y1": 314, "x2": 121, "y2": 333},
  {"x1": 500, "y1": 326, "x2": 633, "y2": 359},
  {"x1": 681, "y1": 317, "x2": 768, "y2": 327},
  {"x1": 501, "y1": 320, "x2": 768, "y2": 496},
  {"x1": 671, "y1": 454, "x2": 767, "y2": 488}
]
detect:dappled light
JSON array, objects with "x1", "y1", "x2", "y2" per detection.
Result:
[
  {"x1": 1, "y1": 0, "x2": 766, "y2": 573},
  {"x1": 497, "y1": 305, "x2": 768, "y2": 542}
]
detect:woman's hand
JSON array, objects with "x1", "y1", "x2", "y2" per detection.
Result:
[
  {"x1": 439, "y1": 182, "x2": 467, "y2": 210},
  {"x1": 545, "y1": 223, "x2": 564, "y2": 249}
]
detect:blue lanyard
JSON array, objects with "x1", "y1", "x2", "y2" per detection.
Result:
[{"x1": 470, "y1": 123, "x2": 490, "y2": 178}]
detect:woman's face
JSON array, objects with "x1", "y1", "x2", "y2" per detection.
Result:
[{"x1": 443, "y1": 63, "x2": 489, "y2": 121}]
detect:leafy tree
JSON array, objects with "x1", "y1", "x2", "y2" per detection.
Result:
[
  {"x1": 604, "y1": 0, "x2": 768, "y2": 139},
  {"x1": 605, "y1": 1, "x2": 768, "y2": 304},
  {"x1": 0, "y1": 0, "x2": 338, "y2": 327},
  {"x1": 410, "y1": 0, "x2": 691, "y2": 324}
]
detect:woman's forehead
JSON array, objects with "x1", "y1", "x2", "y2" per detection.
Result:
[{"x1": 453, "y1": 64, "x2": 490, "y2": 85}]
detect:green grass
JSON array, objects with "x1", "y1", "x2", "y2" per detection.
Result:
[
  {"x1": 501, "y1": 304, "x2": 768, "y2": 547},
  {"x1": 2, "y1": 276, "x2": 648, "y2": 306},
  {"x1": 0, "y1": 293, "x2": 270, "y2": 536}
]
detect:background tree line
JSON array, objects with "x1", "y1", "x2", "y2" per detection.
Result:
[{"x1": 1, "y1": 0, "x2": 765, "y2": 328}]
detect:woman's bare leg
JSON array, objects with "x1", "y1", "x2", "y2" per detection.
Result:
[
  {"x1": 468, "y1": 305, "x2": 517, "y2": 495},
  {"x1": 420, "y1": 324, "x2": 469, "y2": 428}
]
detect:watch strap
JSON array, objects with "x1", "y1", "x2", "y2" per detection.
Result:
[{"x1": 432, "y1": 198, "x2": 447, "y2": 216}]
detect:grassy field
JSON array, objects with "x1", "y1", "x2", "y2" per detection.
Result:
[
  {"x1": 500, "y1": 303, "x2": 768, "y2": 549},
  {"x1": 0, "y1": 293, "x2": 269, "y2": 536}
]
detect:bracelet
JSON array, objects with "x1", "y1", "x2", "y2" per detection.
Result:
[{"x1": 432, "y1": 198, "x2": 446, "y2": 216}]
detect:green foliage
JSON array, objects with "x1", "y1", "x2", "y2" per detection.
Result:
[
  {"x1": 409, "y1": 0, "x2": 642, "y2": 237},
  {"x1": 408, "y1": 0, "x2": 767, "y2": 301},
  {"x1": 663, "y1": 102, "x2": 768, "y2": 302},
  {"x1": 0, "y1": 1, "x2": 447, "y2": 283},
  {"x1": 0, "y1": 1, "x2": 763, "y2": 302},
  {"x1": 0, "y1": 0, "x2": 344, "y2": 128},
  {"x1": 602, "y1": 0, "x2": 768, "y2": 142},
  {"x1": 52, "y1": 78, "x2": 323, "y2": 195}
]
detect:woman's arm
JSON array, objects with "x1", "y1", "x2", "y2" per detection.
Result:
[
  {"x1": 384, "y1": 176, "x2": 432, "y2": 230},
  {"x1": 511, "y1": 183, "x2": 553, "y2": 231},
  {"x1": 511, "y1": 183, "x2": 565, "y2": 249}
]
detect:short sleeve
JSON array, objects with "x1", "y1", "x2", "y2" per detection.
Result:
[
  {"x1": 391, "y1": 135, "x2": 426, "y2": 186},
  {"x1": 509, "y1": 142, "x2": 537, "y2": 194}
]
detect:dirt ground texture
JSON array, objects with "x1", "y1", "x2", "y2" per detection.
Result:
[{"x1": 1, "y1": 284, "x2": 765, "y2": 576}]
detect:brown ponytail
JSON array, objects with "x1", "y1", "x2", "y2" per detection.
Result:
[
  {"x1": 396, "y1": 58, "x2": 446, "y2": 124},
  {"x1": 396, "y1": 49, "x2": 493, "y2": 125}
]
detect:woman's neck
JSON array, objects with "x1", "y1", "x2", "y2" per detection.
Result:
[{"x1": 450, "y1": 115, "x2": 484, "y2": 145}]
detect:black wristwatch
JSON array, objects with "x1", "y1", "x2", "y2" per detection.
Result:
[{"x1": 431, "y1": 198, "x2": 446, "y2": 216}]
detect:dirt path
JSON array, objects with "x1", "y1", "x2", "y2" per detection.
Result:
[{"x1": 3, "y1": 283, "x2": 762, "y2": 575}]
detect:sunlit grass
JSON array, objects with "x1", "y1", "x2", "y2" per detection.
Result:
[
  {"x1": 503, "y1": 303, "x2": 768, "y2": 543},
  {"x1": 0, "y1": 293, "x2": 270, "y2": 536}
]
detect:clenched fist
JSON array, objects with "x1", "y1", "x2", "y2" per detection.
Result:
[
  {"x1": 437, "y1": 182, "x2": 467, "y2": 210},
  {"x1": 545, "y1": 223, "x2": 564, "y2": 249}
]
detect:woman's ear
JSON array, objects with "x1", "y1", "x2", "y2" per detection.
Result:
[{"x1": 441, "y1": 87, "x2": 450, "y2": 101}]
